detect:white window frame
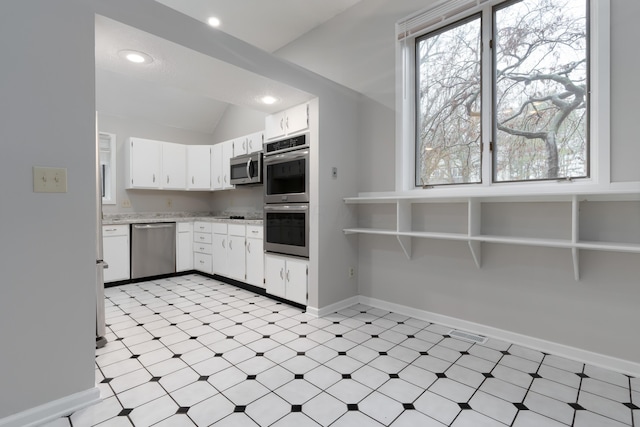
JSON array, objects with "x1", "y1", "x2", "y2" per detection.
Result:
[{"x1": 395, "y1": 0, "x2": 610, "y2": 195}]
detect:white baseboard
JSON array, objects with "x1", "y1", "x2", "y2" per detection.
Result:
[
  {"x1": 306, "y1": 295, "x2": 360, "y2": 318},
  {"x1": 320, "y1": 295, "x2": 640, "y2": 378},
  {"x1": 0, "y1": 387, "x2": 100, "y2": 427}
]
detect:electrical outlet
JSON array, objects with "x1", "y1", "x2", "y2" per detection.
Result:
[
  {"x1": 349, "y1": 267, "x2": 355, "y2": 278},
  {"x1": 121, "y1": 199, "x2": 131, "y2": 208},
  {"x1": 332, "y1": 167, "x2": 338, "y2": 179}
]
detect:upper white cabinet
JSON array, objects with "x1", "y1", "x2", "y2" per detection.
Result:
[
  {"x1": 265, "y1": 103, "x2": 309, "y2": 140},
  {"x1": 187, "y1": 145, "x2": 211, "y2": 190},
  {"x1": 126, "y1": 137, "x2": 162, "y2": 189},
  {"x1": 234, "y1": 131, "x2": 265, "y2": 155},
  {"x1": 162, "y1": 142, "x2": 186, "y2": 190},
  {"x1": 222, "y1": 140, "x2": 235, "y2": 190},
  {"x1": 211, "y1": 143, "x2": 223, "y2": 191}
]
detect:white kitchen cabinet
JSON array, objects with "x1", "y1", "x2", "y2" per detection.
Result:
[
  {"x1": 176, "y1": 222, "x2": 193, "y2": 272},
  {"x1": 265, "y1": 253, "x2": 307, "y2": 305},
  {"x1": 187, "y1": 145, "x2": 211, "y2": 190},
  {"x1": 162, "y1": 142, "x2": 186, "y2": 190},
  {"x1": 193, "y1": 221, "x2": 213, "y2": 274},
  {"x1": 102, "y1": 225, "x2": 130, "y2": 283},
  {"x1": 265, "y1": 103, "x2": 309, "y2": 141},
  {"x1": 212, "y1": 223, "x2": 228, "y2": 276},
  {"x1": 233, "y1": 131, "x2": 265, "y2": 155},
  {"x1": 126, "y1": 137, "x2": 162, "y2": 189},
  {"x1": 222, "y1": 140, "x2": 235, "y2": 190},
  {"x1": 227, "y1": 224, "x2": 246, "y2": 281},
  {"x1": 246, "y1": 131, "x2": 264, "y2": 154},
  {"x1": 245, "y1": 225, "x2": 264, "y2": 287},
  {"x1": 211, "y1": 143, "x2": 223, "y2": 191}
]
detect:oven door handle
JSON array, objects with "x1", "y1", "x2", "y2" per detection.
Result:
[
  {"x1": 263, "y1": 149, "x2": 309, "y2": 164},
  {"x1": 263, "y1": 204, "x2": 309, "y2": 212}
]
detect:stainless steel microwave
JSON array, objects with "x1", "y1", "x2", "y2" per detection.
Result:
[{"x1": 230, "y1": 151, "x2": 262, "y2": 185}]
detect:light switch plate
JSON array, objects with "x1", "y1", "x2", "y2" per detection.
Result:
[{"x1": 33, "y1": 166, "x2": 68, "y2": 193}]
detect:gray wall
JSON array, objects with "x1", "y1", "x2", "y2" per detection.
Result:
[
  {"x1": 279, "y1": 0, "x2": 640, "y2": 364},
  {"x1": 99, "y1": 113, "x2": 215, "y2": 215},
  {"x1": 610, "y1": 1, "x2": 640, "y2": 183},
  {"x1": 0, "y1": 0, "x2": 96, "y2": 418}
]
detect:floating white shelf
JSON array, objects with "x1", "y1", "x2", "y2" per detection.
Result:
[{"x1": 344, "y1": 187, "x2": 640, "y2": 281}]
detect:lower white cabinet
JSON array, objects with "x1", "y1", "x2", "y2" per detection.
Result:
[
  {"x1": 176, "y1": 222, "x2": 193, "y2": 272},
  {"x1": 246, "y1": 226, "x2": 264, "y2": 287},
  {"x1": 265, "y1": 254, "x2": 307, "y2": 305},
  {"x1": 102, "y1": 225, "x2": 130, "y2": 283},
  {"x1": 227, "y1": 224, "x2": 246, "y2": 281},
  {"x1": 193, "y1": 221, "x2": 213, "y2": 274}
]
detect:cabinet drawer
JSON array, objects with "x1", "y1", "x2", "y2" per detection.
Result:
[
  {"x1": 246, "y1": 225, "x2": 263, "y2": 239},
  {"x1": 102, "y1": 224, "x2": 129, "y2": 237},
  {"x1": 177, "y1": 222, "x2": 192, "y2": 232},
  {"x1": 193, "y1": 242, "x2": 212, "y2": 255},
  {"x1": 194, "y1": 252, "x2": 212, "y2": 273},
  {"x1": 194, "y1": 221, "x2": 212, "y2": 233},
  {"x1": 194, "y1": 232, "x2": 212, "y2": 244},
  {"x1": 228, "y1": 224, "x2": 246, "y2": 237},
  {"x1": 212, "y1": 223, "x2": 228, "y2": 234}
]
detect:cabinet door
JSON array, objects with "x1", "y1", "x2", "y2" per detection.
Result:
[
  {"x1": 129, "y1": 138, "x2": 161, "y2": 189},
  {"x1": 265, "y1": 111, "x2": 286, "y2": 140},
  {"x1": 285, "y1": 258, "x2": 308, "y2": 305},
  {"x1": 187, "y1": 145, "x2": 211, "y2": 190},
  {"x1": 246, "y1": 131, "x2": 264, "y2": 154},
  {"x1": 162, "y1": 142, "x2": 186, "y2": 189},
  {"x1": 265, "y1": 255, "x2": 286, "y2": 298},
  {"x1": 103, "y1": 234, "x2": 130, "y2": 282},
  {"x1": 246, "y1": 237, "x2": 264, "y2": 287},
  {"x1": 284, "y1": 103, "x2": 309, "y2": 135},
  {"x1": 232, "y1": 138, "x2": 248, "y2": 157},
  {"x1": 228, "y1": 235, "x2": 246, "y2": 281},
  {"x1": 211, "y1": 143, "x2": 223, "y2": 191},
  {"x1": 222, "y1": 140, "x2": 235, "y2": 190},
  {"x1": 176, "y1": 224, "x2": 193, "y2": 272},
  {"x1": 213, "y1": 232, "x2": 228, "y2": 276}
]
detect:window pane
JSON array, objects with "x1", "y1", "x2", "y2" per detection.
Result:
[
  {"x1": 494, "y1": 0, "x2": 588, "y2": 182},
  {"x1": 416, "y1": 16, "x2": 482, "y2": 186}
]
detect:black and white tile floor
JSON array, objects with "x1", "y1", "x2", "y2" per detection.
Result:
[{"x1": 45, "y1": 275, "x2": 639, "y2": 426}]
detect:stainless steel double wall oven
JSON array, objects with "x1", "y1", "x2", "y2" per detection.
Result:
[{"x1": 263, "y1": 133, "x2": 310, "y2": 258}]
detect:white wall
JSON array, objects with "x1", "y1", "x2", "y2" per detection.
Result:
[
  {"x1": 0, "y1": 0, "x2": 96, "y2": 419},
  {"x1": 98, "y1": 113, "x2": 214, "y2": 215},
  {"x1": 278, "y1": 0, "x2": 640, "y2": 367}
]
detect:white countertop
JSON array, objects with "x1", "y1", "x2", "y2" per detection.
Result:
[{"x1": 103, "y1": 212, "x2": 262, "y2": 226}]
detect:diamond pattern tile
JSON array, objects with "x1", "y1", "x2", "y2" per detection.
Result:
[{"x1": 46, "y1": 274, "x2": 637, "y2": 426}]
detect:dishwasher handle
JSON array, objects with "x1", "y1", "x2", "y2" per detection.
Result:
[{"x1": 133, "y1": 223, "x2": 175, "y2": 230}]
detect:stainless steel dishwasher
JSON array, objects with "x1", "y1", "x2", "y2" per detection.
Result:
[{"x1": 131, "y1": 222, "x2": 176, "y2": 279}]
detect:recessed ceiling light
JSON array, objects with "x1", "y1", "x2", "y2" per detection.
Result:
[
  {"x1": 118, "y1": 49, "x2": 153, "y2": 64},
  {"x1": 207, "y1": 16, "x2": 221, "y2": 27},
  {"x1": 261, "y1": 96, "x2": 278, "y2": 105}
]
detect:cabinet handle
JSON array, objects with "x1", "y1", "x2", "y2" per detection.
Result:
[
  {"x1": 280, "y1": 118, "x2": 284, "y2": 131},
  {"x1": 229, "y1": 240, "x2": 233, "y2": 250},
  {"x1": 286, "y1": 269, "x2": 290, "y2": 282},
  {"x1": 251, "y1": 230, "x2": 259, "y2": 234},
  {"x1": 218, "y1": 176, "x2": 221, "y2": 184},
  {"x1": 247, "y1": 241, "x2": 251, "y2": 253},
  {"x1": 105, "y1": 228, "x2": 117, "y2": 232},
  {"x1": 167, "y1": 176, "x2": 169, "y2": 184},
  {"x1": 280, "y1": 268, "x2": 284, "y2": 280},
  {"x1": 222, "y1": 239, "x2": 226, "y2": 249},
  {"x1": 192, "y1": 176, "x2": 195, "y2": 184},
  {"x1": 224, "y1": 175, "x2": 227, "y2": 184},
  {"x1": 153, "y1": 173, "x2": 156, "y2": 183},
  {"x1": 285, "y1": 116, "x2": 289, "y2": 130},
  {"x1": 200, "y1": 260, "x2": 204, "y2": 264},
  {"x1": 200, "y1": 236, "x2": 205, "y2": 240},
  {"x1": 243, "y1": 140, "x2": 246, "y2": 150}
]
